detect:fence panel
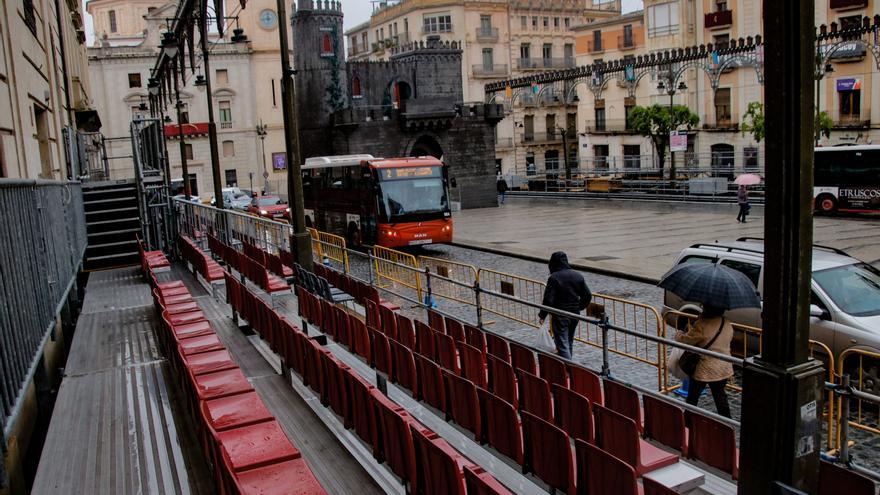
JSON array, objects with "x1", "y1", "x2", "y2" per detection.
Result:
[
  {"x1": 310, "y1": 229, "x2": 349, "y2": 272},
  {"x1": 476, "y1": 269, "x2": 545, "y2": 327},
  {"x1": 836, "y1": 349, "x2": 880, "y2": 450},
  {"x1": 373, "y1": 245, "x2": 423, "y2": 302},
  {"x1": 0, "y1": 180, "x2": 86, "y2": 433},
  {"x1": 419, "y1": 256, "x2": 478, "y2": 306}
]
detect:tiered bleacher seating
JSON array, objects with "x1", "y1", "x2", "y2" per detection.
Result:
[
  {"x1": 209, "y1": 235, "x2": 290, "y2": 306},
  {"x1": 179, "y1": 235, "x2": 225, "y2": 297},
  {"x1": 137, "y1": 235, "x2": 170, "y2": 273},
  {"x1": 142, "y1": 248, "x2": 324, "y2": 495}
]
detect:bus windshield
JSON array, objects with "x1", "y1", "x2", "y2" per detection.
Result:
[{"x1": 378, "y1": 174, "x2": 448, "y2": 222}]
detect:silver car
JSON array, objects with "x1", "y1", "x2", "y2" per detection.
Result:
[{"x1": 663, "y1": 238, "x2": 880, "y2": 392}]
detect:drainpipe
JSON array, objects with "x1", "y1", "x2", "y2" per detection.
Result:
[{"x1": 55, "y1": 0, "x2": 78, "y2": 179}]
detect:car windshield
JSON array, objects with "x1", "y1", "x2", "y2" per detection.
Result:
[
  {"x1": 813, "y1": 263, "x2": 880, "y2": 317},
  {"x1": 255, "y1": 197, "x2": 281, "y2": 206},
  {"x1": 378, "y1": 178, "x2": 448, "y2": 222}
]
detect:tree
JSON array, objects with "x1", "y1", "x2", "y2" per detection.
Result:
[
  {"x1": 741, "y1": 101, "x2": 765, "y2": 142},
  {"x1": 628, "y1": 104, "x2": 700, "y2": 179},
  {"x1": 815, "y1": 110, "x2": 833, "y2": 143}
]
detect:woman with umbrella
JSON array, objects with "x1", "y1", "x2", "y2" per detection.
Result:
[
  {"x1": 660, "y1": 262, "x2": 762, "y2": 418},
  {"x1": 734, "y1": 173, "x2": 761, "y2": 223}
]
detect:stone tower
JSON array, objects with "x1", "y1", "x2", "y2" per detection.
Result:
[{"x1": 292, "y1": 0, "x2": 347, "y2": 159}]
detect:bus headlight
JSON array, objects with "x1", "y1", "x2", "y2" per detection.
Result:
[
  {"x1": 442, "y1": 225, "x2": 451, "y2": 232},
  {"x1": 285, "y1": 207, "x2": 291, "y2": 213},
  {"x1": 260, "y1": 209, "x2": 268, "y2": 215},
  {"x1": 385, "y1": 230, "x2": 398, "y2": 238}
]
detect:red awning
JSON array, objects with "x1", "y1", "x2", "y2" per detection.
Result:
[{"x1": 164, "y1": 122, "x2": 209, "y2": 138}]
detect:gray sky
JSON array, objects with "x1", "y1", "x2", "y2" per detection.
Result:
[{"x1": 82, "y1": 1, "x2": 644, "y2": 45}]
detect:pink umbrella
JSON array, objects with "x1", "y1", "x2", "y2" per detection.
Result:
[{"x1": 735, "y1": 173, "x2": 762, "y2": 186}]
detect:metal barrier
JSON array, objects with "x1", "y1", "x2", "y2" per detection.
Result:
[
  {"x1": 175, "y1": 199, "x2": 294, "y2": 256},
  {"x1": 476, "y1": 268, "x2": 546, "y2": 327},
  {"x1": 419, "y1": 256, "x2": 478, "y2": 306},
  {"x1": 835, "y1": 348, "x2": 880, "y2": 450},
  {"x1": 0, "y1": 180, "x2": 87, "y2": 434},
  {"x1": 373, "y1": 245, "x2": 423, "y2": 302},
  {"x1": 309, "y1": 229, "x2": 349, "y2": 272},
  {"x1": 826, "y1": 370, "x2": 880, "y2": 482}
]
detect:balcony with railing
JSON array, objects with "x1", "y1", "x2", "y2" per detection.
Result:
[
  {"x1": 521, "y1": 130, "x2": 576, "y2": 144},
  {"x1": 584, "y1": 119, "x2": 636, "y2": 133},
  {"x1": 472, "y1": 64, "x2": 509, "y2": 77},
  {"x1": 219, "y1": 120, "x2": 233, "y2": 129},
  {"x1": 586, "y1": 40, "x2": 604, "y2": 54},
  {"x1": 702, "y1": 118, "x2": 739, "y2": 131},
  {"x1": 475, "y1": 27, "x2": 499, "y2": 42},
  {"x1": 516, "y1": 57, "x2": 576, "y2": 70},
  {"x1": 834, "y1": 117, "x2": 870, "y2": 128},
  {"x1": 618, "y1": 35, "x2": 636, "y2": 50},
  {"x1": 704, "y1": 10, "x2": 733, "y2": 29}
]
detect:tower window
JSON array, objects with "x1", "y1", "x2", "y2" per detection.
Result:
[
  {"x1": 128, "y1": 73, "x2": 142, "y2": 88},
  {"x1": 352, "y1": 76, "x2": 363, "y2": 98},
  {"x1": 109, "y1": 10, "x2": 117, "y2": 33},
  {"x1": 321, "y1": 33, "x2": 333, "y2": 55}
]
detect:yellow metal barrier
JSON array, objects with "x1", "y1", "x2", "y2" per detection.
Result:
[
  {"x1": 373, "y1": 245, "x2": 423, "y2": 301},
  {"x1": 578, "y1": 294, "x2": 666, "y2": 391},
  {"x1": 836, "y1": 348, "x2": 880, "y2": 450},
  {"x1": 476, "y1": 269, "x2": 546, "y2": 327},
  {"x1": 420, "y1": 256, "x2": 478, "y2": 305},
  {"x1": 807, "y1": 340, "x2": 836, "y2": 452},
  {"x1": 309, "y1": 229, "x2": 349, "y2": 272}
]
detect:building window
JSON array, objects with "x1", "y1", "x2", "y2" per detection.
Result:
[
  {"x1": 623, "y1": 145, "x2": 641, "y2": 168},
  {"x1": 109, "y1": 10, "x2": 118, "y2": 33},
  {"x1": 352, "y1": 76, "x2": 362, "y2": 97},
  {"x1": 839, "y1": 85, "x2": 861, "y2": 121},
  {"x1": 128, "y1": 73, "x2": 142, "y2": 88},
  {"x1": 526, "y1": 153, "x2": 535, "y2": 175},
  {"x1": 594, "y1": 145, "x2": 609, "y2": 169},
  {"x1": 521, "y1": 16, "x2": 527, "y2": 28},
  {"x1": 647, "y1": 2, "x2": 679, "y2": 37},
  {"x1": 592, "y1": 30, "x2": 602, "y2": 51},
  {"x1": 564, "y1": 18, "x2": 570, "y2": 28},
  {"x1": 543, "y1": 17, "x2": 549, "y2": 28},
  {"x1": 595, "y1": 107, "x2": 606, "y2": 131},
  {"x1": 713, "y1": 33, "x2": 729, "y2": 50},
  {"x1": 481, "y1": 48, "x2": 494, "y2": 70},
  {"x1": 554, "y1": 17, "x2": 560, "y2": 28},
  {"x1": 542, "y1": 43, "x2": 553, "y2": 62},
  {"x1": 523, "y1": 115, "x2": 534, "y2": 141},
  {"x1": 219, "y1": 100, "x2": 232, "y2": 128},
  {"x1": 520, "y1": 43, "x2": 531, "y2": 59},
  {"x1": 23, "y1": 0, "x2": 37, "y2": 36},
  {"x1": 423, "y1": 13, "x2": 452, "y2": 33},
  {"x1": 185, "y1": 144, "x2": 194, "y2": 160},
  {"x1": 744, "y1": 147, "x2": 759, "y2": 170},
  {"x1": 623, "y1": 24, "x2": 634, "y2": 46},
  {"x1": 566, "y1": 113, "x2": 577, "y2": 134},
  {"x1": 216, "y1": 69, "x2": 228, "y2": 85},
  {"x1": 564, "y1": 44, "x2": 574, "y2": 66},
  {"x1": 362, "y1": 32, "x2": 367, "y2": 49},
  {"x1": 545, "y1": 151, "x2": 560, "y2": 174},
  {"x1": 222, "y1": 140, "x2": 235, "y2": 157},
  {"x1": 715, "y1": 88, "x2": 732, "y2": 124},
  {"x1": 404, "y1": 19, "x2": 408, "y2": 33},
  {"x1": 625, "y1": 102, "x2": 635, "y2": 129},
  {"x1": 839, "y1": 15, "x2": 862, "y2": 40},
  {"x1": 532, "y1": 16, "x2": 538, "y2": 28},
  {"x1": 225, "y1": 169, "x2": 238, "y2": 187},
  {"x1": 322, "y1": 33, "x2": 333, "y2": 55},
  {"x1": 715, "y1": 0, "x2": 728, "y2": 11},
  {"x1": 380, "y1": 28, "x2": 384, "y2": 40},
  {"x1": 545, "y1": 114, "x2": 557, "y2": 136}
]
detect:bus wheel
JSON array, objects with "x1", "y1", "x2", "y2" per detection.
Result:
[
  {"x1": 347, "y1": 223, "x2": 362, "y2": 248},
  {"x1": 816, "y1": 195, "x2": 837, "y2": 213}
]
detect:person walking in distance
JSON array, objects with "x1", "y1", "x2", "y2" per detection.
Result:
[
  {"x1": 675, "y1": 305, "x2": 734, "y2": 418},
  {"x1": 736, "y1": 184, "x2": 750, "y2": 223},
  {"x1": 538, "y1": 252, "x2": 592, "y2": 359},
  {"x1": 496, "y1": 175, "x2": 509, "y2": 206}
]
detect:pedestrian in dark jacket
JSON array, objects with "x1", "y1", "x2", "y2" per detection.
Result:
[
  {"x1": 736, "y1": 185, "x2": 749, "y2": 223},
  {"x1": 496, "y1": 176, "x2": 509, "y2": 206},
  {"x1": 538, "y1": 251, "x2": 592, "y2": 359}
]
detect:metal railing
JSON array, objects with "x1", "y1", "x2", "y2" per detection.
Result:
[
  {"x1": 0, "y1": 180, "x2": 87, "y2": 435},
  {"x1": 516, "y1": 57, "x2": 576, "y2": 70},
  {"x1": 472, "y1": 64, "x2": 509, "y2": 77},
  {"x1": 475, "y1": 27, "x2": 499, "y2": 40}
]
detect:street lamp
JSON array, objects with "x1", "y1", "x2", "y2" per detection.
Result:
[
  {"x1": 256, "y1": 120, "x2": 268, "y2": 194},
  {"x1": 160, "y1": 31, "x2": 178, "y2": 60},
  {"x1": 556, "y1": 125, "x2": 572, "y2": 184},
  {"x1": 658, "y1": 69, "x2": 687, "y2": 180},
  {"x1": 194, "y1": 74, "x2": 207, "y2": 91}
]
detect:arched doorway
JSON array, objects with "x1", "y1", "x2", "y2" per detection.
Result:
[{"x1": 410, "y1": 135, "x2": 443, "y2": 159}]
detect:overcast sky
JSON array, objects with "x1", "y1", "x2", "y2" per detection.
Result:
[{"x1": 82, "y1": 0, "x2": 644, "y2": 45}]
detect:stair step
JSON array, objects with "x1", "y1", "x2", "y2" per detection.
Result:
[
  {"x1": 84, "y1": 197, "x2": 136, "y2": 205},
  {"x1": 85, "y1": 207, "x2": 139, "y2": 215},
  {"x1": 85, "y1": 251, "x2": 140, "y2": 262},
  {"x1": 87, "y1": 228, "x2": 141, "y2": 237},
  {"x1": 86, "y1": 240, "x2": 138, "y2": 249},
  {"x1": 87, "y1": 217, "x2": 141, "y2": 226},
  {"x1": 82, "y1": 186, "x2": 136, "y2": 195}
]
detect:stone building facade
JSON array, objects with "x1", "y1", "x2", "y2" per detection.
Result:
[{"x1": 293, "y1": 0, "x2": 503, "y2": 208}]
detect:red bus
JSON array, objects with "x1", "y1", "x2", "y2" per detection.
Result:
[{"x1": 301, "y1": 155, "x2": 453, "y2": 248}]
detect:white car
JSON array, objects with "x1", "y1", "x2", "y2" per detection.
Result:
[{"x1": 664, "y1": 238, "x2": 880, "y2": 392}]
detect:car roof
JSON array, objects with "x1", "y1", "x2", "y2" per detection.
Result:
[{"x1": 683, "y1": 239, "x2": 859, "y2": 272}]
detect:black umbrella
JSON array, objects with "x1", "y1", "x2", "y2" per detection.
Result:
[{"x1": 659, "y1": 262, "x2": 761, "y2": 310}]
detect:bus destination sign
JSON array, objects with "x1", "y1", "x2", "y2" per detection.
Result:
[{"x1": 382, "y1": 167, "x2": 441, "y2": 179}]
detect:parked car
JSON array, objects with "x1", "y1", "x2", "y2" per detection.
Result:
[
  {"x1": 211, "y1": 187, "x2": 250, "y2": 209},
  {"x1": 247, "y1": 195, "x2": 289, "y2": 220},
  {"x1": 663, "y1": 238, "x2": 880, "y2": 392}
]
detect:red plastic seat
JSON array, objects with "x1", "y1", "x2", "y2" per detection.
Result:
[
  {"x1": 444, "y1": 317, "x2": 465, "y2": 343},
  {"x1": 345, "y1": 371, "x2": 378, "y2": 447},
  {"x1": 414, "y1": 353, "x2": 447, "y2": 412},
  {"x1": 518, "y1": 370, "x2": 553, "y2": 421},
  {"x1": 485, "y1": 332, "x2": 511, "y2": 363},
  {"x1": 217, "y1": 420, "x2": 300, "y2": 472},
  {"x1": 201, "y1": 391, "x2": 273, "y2": 432},
  {"x1": 463, "y1": 465, "x2": 514, "y2": 495},
  {"x1": 427, "y1": 309, "x2": 446, "y2": 333},
  {"x1": 568, "y1": 365, "x2": 603, "y2": 405},
  {"x1": 435, "y1": 332, "x2": 460, "y2": 374},
  {"x1": 192, "y1": 368, "x2": 254, "y2": 402},
  {"x1": 685, "y1": 410, "x2": 739, "y2": 479},
  {"x1": 349, "y1": 314, "x2": 372, "y2": 362},
  {"x1": 520, "y1": 411, "x2": 575, "y2": 495},
  {"x1": 177, "y1": 334, "x2": 225, "y2": 356},
  {"x1": 818, "y1": 460, "x2": 876, "y2": 495},
  {"x1": 443, "y1": 370, "x2": 481, "y2": 441},
  {"x1": 410, "y1": 426, "x2": 467, "y2": 495},
  {"x1": 372, "y1": 390, "x2": 418, "y2": 485},
  {"x1": 594, "y1": 404, "x2": 678, "y2": 476},
  {"x1": 538, "y1": 354, "x2": 569, "y2": 388},
  {"x1": 185, "y1": 349, "x2": 237, "y2": 376},
  {"x1": 552, "y1": 384, "x2": 593, "y2": 443},
  {"x1": 323, "y1": 353, "x2": 352, "y2": 425},
  {"x1": 370, "y1": 327, "x2": 393, "y2": 376},
  {"x1": 395, "y1": 314, "x2": 417, "y2": 350},
  {"x1": 643, "y1": 477, "x2": 678, "y2": 495},
  {"x1": 415, "y1": 320, "x2": 437, "y2": 359},
  {"x1": 232, "y1": 458, "x2": 326, "y2": 495},
  {"x1": 379, "y1": 304, "x2": 398, "y2": 340},
  {"x1": 603, "y1": 379, "x2": 643, "y2": 429},
  {"x1": 465, "y1": 324, "x2": 487, "y2": 354},
  {"x1": 390, "y1": 339, "x2": 418, "y2": 396},
  {"x1": 459, "y1": 342, "x2": 488, "y2": 389},
  {"x1": 168, "y1": 319, "x2": 214, "y2": 341},
  {"x1": 160, "y1": 292, "x2": 195, "y2": 305},
  {"x1": 643, "y1": 395, "x2": 687, "y2": 455},
  {"x1": 509, "y1": 341, "x2": 537, "y2": 375},
  {"x1": 575, "y1": 439, "x2": 643, "y2": 495},
  {"x1": 476, "y1": 388, "x2": 523, "y2": 464},
  {"x1": 487, "y1": 354, "x2": 518, "y2": 409},
  {"x1": 167, "y1": 310, "x2": 208, "y2": 327}
]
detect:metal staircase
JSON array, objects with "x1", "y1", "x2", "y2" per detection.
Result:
[{"x1": 82, "y1": 179, "x2": 141, "y2": 271}]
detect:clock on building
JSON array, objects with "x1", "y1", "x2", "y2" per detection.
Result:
[{"x1": 259, "y1": 9, "x2": 277, "y2": 30}]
